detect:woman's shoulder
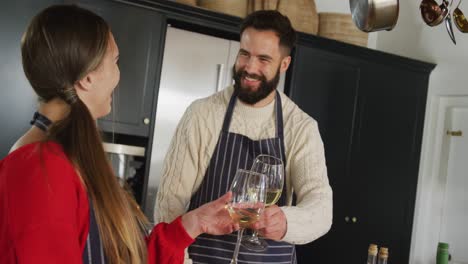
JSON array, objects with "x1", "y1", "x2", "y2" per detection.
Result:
[
  {"x1": 3, "y1": 141, "x2": 67, "y2": 165},
  {"x1": 1, "y1": 141, "x2": 89, "y2": 246},
  {"x1": 1, "y1": 141, "x2": 78, "y2": 187}
]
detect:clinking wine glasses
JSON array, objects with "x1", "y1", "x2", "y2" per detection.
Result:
[
  {"x1": 242, "y1": 154, "x2": 284, "y2": 252},
  {"x1": 227, "y1": 169, "x2": 267, "y2": 264}
]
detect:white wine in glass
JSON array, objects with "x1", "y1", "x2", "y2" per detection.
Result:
[
  {"x1": 228, "y1": 205, "x2": 261, "y2": 228},
  {"x1": 265, "y1": 188, "x2": 282, "y2": 206},
  {"x1": 242, "y1": 154, "x2": 284, "y2": 252},
  {"x1": 228, "y1": 169, "x2": 267, "y2": 264}
]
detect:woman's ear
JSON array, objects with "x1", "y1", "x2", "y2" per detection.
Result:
[{"x1": 75, "y1": 73, "x2": 94, "y2": 92}]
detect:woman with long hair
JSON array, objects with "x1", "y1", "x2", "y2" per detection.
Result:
[{"x1": 0, "y1": 5, "x2": 237, "y2": 264}]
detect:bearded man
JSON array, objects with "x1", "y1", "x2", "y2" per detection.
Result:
[{"x1": 154, "y1": 10, "x2": 333, "y2": 264}]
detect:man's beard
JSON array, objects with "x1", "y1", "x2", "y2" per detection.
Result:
[{"x1": 232, "y1": 66, "x2": 280, "y2": 105}]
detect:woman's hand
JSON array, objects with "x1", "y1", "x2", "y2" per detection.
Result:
[{"x1": 181, "y1": 192, "x2": 239, "y2": 239}]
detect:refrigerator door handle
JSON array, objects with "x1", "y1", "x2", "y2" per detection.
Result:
[{"x1": 216, "y1": 63, "x2": 225, "y2": 92}]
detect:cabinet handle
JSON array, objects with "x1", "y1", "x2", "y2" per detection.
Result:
[
  {"x1": 143, "y1": 118, "x2": 150, "y2": 125},
  {"x1": 345, "y1": 216, "x2": 350, "y2": 222},
  {"x1": 447, "y1": 130, "x2": 463, "y2": 136},
  {"x1": 352, "y1": 217, "x2": 357, "y2": 223},
  {"x1": 216, "y1": 64, "x2": 225, "y2": 92}
]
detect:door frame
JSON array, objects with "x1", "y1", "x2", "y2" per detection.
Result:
[{"x1": 410, "y1": 95, "x2": 468, "y2": 264}]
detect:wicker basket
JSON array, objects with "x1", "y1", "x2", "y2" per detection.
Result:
[
  {"x1": 175, "y1": 0, "x2": 197, "y2": 6},
  {"x1": 248, "y1": 0, "x2": 279, "y2": 13},
  {"x1": 198, "y1": 0, "x2": 249, "y2": 18},
  {"x1": 277, "y1": 0, "x2": 318, "y2": 34},
  {"x1": 318, "y1": 12, "x2": 368, "y2": 47},
  {"x1": 263, "y1": 0, "x2": 279, "y2": 10}
]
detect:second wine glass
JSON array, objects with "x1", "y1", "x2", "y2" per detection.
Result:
[
  {"x1": 242, "y1": 154, "x2": 284, "y2": 252},
  {"x1": 227, "y1": 169, "x2": 267, "y2": 264}
]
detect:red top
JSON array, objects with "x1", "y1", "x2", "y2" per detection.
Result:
[{"x1": 0, "y1": 142, "x2": 194, "y2": 264}]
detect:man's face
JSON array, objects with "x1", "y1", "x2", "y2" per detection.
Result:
[
  {"x1": 232, "y1": 65, "x2": 280, "y2": 105},
  {"x1": 233, "y1": 27, "x2": 291, "y2": 105}
]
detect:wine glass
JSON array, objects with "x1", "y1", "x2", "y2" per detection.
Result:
[
  {"x1": 227, "y1": 169, "x2": 267, "y2": 264},
  {"x1": 242, "y1": 154, "x2": 284, "y2": 252}
]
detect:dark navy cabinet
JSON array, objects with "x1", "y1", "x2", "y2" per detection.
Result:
[
  {"x1": 73, "y1": 0, "x2": 167, "y2": 137},
  {"x1": 288, "y1": 42, "x2": 434, "y2": 263}
]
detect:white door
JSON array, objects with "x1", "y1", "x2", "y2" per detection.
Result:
[{"x1": 439, "y1": 106, "x2": 468, "y2": 264}]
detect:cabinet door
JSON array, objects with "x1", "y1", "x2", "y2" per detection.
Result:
[
  {"x1": 349, "y1": 63, "x2": 428, "y2": 264},
  {"x1": 74, "y1": 0, "x2": 165, "y2": 137},
  {"x1": 288, "y1": 45, "x2": 362, "y2": 263}
]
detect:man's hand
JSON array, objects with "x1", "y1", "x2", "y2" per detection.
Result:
[{"x1": 253, "y1": 205, "x2": 287, "y2": 241}]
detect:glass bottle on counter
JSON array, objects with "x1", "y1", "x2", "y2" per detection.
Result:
[
  {"x1": 367, "y1": 244, "x2": 378, "y2": 264},
  {"x1": 377, "y1": 247, "x2": 388, "y2": 264},
  {"x1": 436, "y1": 242, "x2": 449, "y2": 264}
]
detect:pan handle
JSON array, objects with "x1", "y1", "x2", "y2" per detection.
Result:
[{"x1": 445, "y1": 13, "x2": 457, "y2": 44}]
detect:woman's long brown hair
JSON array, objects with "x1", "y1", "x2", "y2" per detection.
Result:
[{"x1": 21, "y1": 5, "x2": 149, "y2": 263}]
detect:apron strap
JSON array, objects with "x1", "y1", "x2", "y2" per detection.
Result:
[
  {"x1": 275, "y1": 92, "x2": 293, "y2": 204},
  {"x1": 275, "y1": 91, "x2": 287, "y2": 170},
  {"x1": 275, "y1": 91, "x2": 284, "y2": 139},
  {"x1": 221, "y1": 91, "x2": 238, "y2": 133}
]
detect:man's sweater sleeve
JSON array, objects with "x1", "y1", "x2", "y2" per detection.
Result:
[
  {"x1": 154, "y1": 103, "x2": 203, "y2": 224},
  {"x1": 281, "y1": 119, "x2": 333, "y2": 244}
]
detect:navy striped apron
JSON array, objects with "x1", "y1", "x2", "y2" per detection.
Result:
[
  {"x1": 188, "y1": 91, "x2": 296, "y2": 264},
  {"x1": 82, "y1": 198, "x2": 106, "y2": 264}
]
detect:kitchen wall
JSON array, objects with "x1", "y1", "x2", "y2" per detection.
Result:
[
  {"x1": 377, "y1": 1, "x2": 468, "y2": 264},
  {"x1": 315, "y1": 0, "x2": 350, "y2": 13},
  {"x1": 0, "y1": 0, "x2": 59, "y2": 158},
  {"x1": 316, "y1": 1, "x2": 468, "y2": 263}
]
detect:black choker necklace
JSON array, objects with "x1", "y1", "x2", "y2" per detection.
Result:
[{"x1": 30, "y1": 112, "x2": 52, "y2": 132}]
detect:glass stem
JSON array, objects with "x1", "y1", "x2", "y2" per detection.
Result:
[
  {"x1": 251, "y1": 230, "x2": 259, "y2": 240},
  {"x1": 231, "y1": 228, "x2": 244, "y2": 264}
]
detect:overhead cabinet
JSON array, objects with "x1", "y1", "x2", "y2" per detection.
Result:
[{"x1": 73, "y1": 0, "x2": 166, "y2": 137}]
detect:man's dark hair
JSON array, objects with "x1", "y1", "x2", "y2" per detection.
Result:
[{"x1": 240, "y1": 10, "x2": 297, "y2": 55}]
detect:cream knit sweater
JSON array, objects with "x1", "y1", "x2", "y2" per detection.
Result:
[{"x1": 154, "y1": 86, "x2": 332, "y2": 247}]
